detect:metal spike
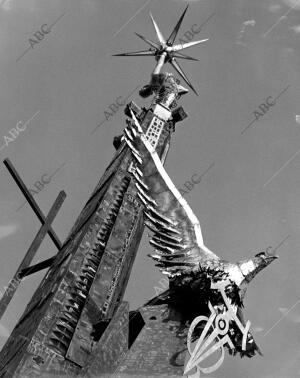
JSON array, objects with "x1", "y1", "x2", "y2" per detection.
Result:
[
  {"x1": 144, "y1": 221, "x2": 182, "y2": 243},
  {"x1": 78, "y1": 276, "x2": 92, "y2": 286},
  {"x1": 86, "y1": 252, "x2": 101, "y2": 262},
  {"x1": 108, "y1": 209, "x2": 118, "y2": 217},
  {"x1": 161, "y1": 269, "x2": 182, "y2": 277},
  {"x1": 150, "y1": 13, "x2": 166, "y2": 46},
  {"x1": 132, "y1": 151, "x2": 143, "y2": 165},
  {"x1": 75, "y1": 276, "x2": 87, "y2": 289},
  {"x1": 136, "y1": 188, "x2": 157, "y2": 206},
  {"x1": 83, "y1": 266, "x2": 97, "y2": 275},
  {"x1": 173, "y1": 52, "x2": 199, "y2": 61},
  {"x1": 95, "y1": 233, "x2": 106, "y2": 242},
  {"x1": 135, "y1": 32, "x2": 160, "y2": 49},
  {"x1": 124, "y1": 126, "x2": 133, "y2": 141},
  {"x1": 137, "y1": 192, "x2": 147, "y2": 207},
  {"x1": 170, "y1": 58, "x2": 198, "y2": 95},
  {"x1": 52, "y1": 331, "x2": 70, "y2": 345},
  {"x1": 171, "y1": 39, "x2": 209, "y2": 52},
  {"x1": 98, "y1": 225, "x2": 109, "y2": 233},
  {"x1": 85, "y1": 258, "x2": 98, "y2": 270},
  {"x1": 73, "y1": 289, "x2": 87, "y2": 299},
  {"x1": 78, "y1": 275, "x2": 90, "y2": 283},
  {"x1": 149, "y1": 253, "x2": 170, "y2": 261},
  {"x1": 130, "y1": 110, "x2": 143, "y2": 133},
  {"x1": 135, "y1": 166, "x2": 143, "y2": 176},
  {"x1": 124, "y1": 136, "x2": 142, "y2": 158},
  {"x1": 156, "y1": 260, "x2": 196, "y2": 267},
  {"x1": 139, "y1": 188, "x2": 158, "y2": 206},
  {"x1": 132, "y1": 171, "x2": 149, "y2": 191},
  {"x1": 99, "y1": 224, "x2": 108, "y2": 232},
  {"x1": 67, "y1": 299, "x2": 81, "y2": 310},
  {"x1": 113, "y1": 50, "x2": 155, "y2": 57},
  {"x1": 74, "y1": 286, "x2": 88, "y2": 296},
  {"x1": 154, "y1": 231, "x2": 182, "y2": 245},
  {"x1": 145, "y1": 204, "x2": 177, "y2": 226},
  {"x1": 49, "y1": 337, "x2": 68, "y2": 350},
  {"x1": 113, "y1": 199, "x2": 122, "y2": 207},
  {"x1": 150, "y1": 250, "x2": 189, "y2": 259},
  {"x1": 149, "y1": 239, "x2": 175, "y2": 254},
  {"x1": 144, "y1": 214, "x2": 181, "y2": 235},
  {"x1": 166, "y1": 5, "x2": 189, "y2": 45},
  {"x1": 130, "y1": 124, "x2": 137, "y2": 137},
  {"x1": 93, "y1": 240, "x2": 105, "y2": 249},
  {"x1": 82, "y1": 271, "x2": 94, "y2": 281},
  {"x1": 69, "y1": 292, "x2": 85, "y2": 305},
  {"x1": 60, "y1": 314, "x2": 77, "y2": 325},
  {"x1": 151, "y1": 235, "x2": 183, "y2": 249},
  {"x1": 56, "y1": 324, "x2": 74, "y2": 335}
]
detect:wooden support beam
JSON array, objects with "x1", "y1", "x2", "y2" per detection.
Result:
[
  {"x1": 0, "y1": 190, "x2": 66, "y2": 320},
  {"x1": 3, "y1": 158, "x2": 62, "y2": 250},
  {"x1": 19, "y1": 255, "x2": 56, "y2": 278}
]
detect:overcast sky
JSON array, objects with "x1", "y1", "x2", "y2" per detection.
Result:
[{"x1": 0, "y1": 0, "x2": 300, "y2": 377}]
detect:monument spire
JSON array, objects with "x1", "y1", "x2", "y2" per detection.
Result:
[{"x1": 0, "y1": 5, "x2": 191, "y2": 378}]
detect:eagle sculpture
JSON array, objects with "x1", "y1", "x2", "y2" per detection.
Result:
[{"x1": 122, "y1": 110, "x2": 278, "y2": 367}]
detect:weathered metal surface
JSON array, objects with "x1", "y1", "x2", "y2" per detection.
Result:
[
  {"x1": 115, "y1": 304, "x2": 185, "y2": 377},
  {"x1": 80, "y1": 301, "x2": 129, "y2": 377},
  {"x1": 14, "y1": 342, "x2": 79, "y2": 378},
  {"x1": 65, "y1": 109, "x2": 172, "y2": 367},
  {"x1": 0, "y1": 170, "x2": 114, "y2": 376},
  {"x1": 0, "y1": 113, "x2": 172, "y2": 377}
]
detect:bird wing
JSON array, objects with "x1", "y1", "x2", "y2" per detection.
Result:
[{"x1": 123, "y1": 113, "x2": 219, "y2": 277}]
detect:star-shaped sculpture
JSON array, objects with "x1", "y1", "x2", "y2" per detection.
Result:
[{"x1": 113, "y1": 5, "x2": 208, "y2": 95}]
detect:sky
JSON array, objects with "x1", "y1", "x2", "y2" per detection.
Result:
[{"x1": 0, "y1": 0, "x2": 299, "y2": 377}]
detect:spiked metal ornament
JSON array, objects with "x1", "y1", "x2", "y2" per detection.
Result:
[{"x1": 113, "y1": 5, "x2": 208, "y2": 95}]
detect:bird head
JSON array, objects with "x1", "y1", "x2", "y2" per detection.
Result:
[
  {"x1": 232, "y1": 247, "x2": 278, "y2": 303},
  {"x1": 236, "y1": 246, "x2": 278, "y2": 291},
  {"x1": 253, "y1": 247, "x2": 278, "y2": 269}
]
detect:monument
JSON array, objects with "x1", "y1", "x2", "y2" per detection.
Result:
[{"x1": 0, "y1": 5, "x2": 277, "y2": 377}]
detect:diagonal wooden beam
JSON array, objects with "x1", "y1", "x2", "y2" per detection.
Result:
[
  {"x1": 3, "y1": 158, "x2": 62, "y2": 249},
  {"x1": 19, "y1": 255, "x2": 56, "y2": 277},
  {"x1": 0, "y1": 190, "x2": 66, "y2": 320}
]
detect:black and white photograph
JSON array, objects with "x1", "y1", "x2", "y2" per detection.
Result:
[{"x1": 0, "y1": 0, "x2": 299, "y2": 377}]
